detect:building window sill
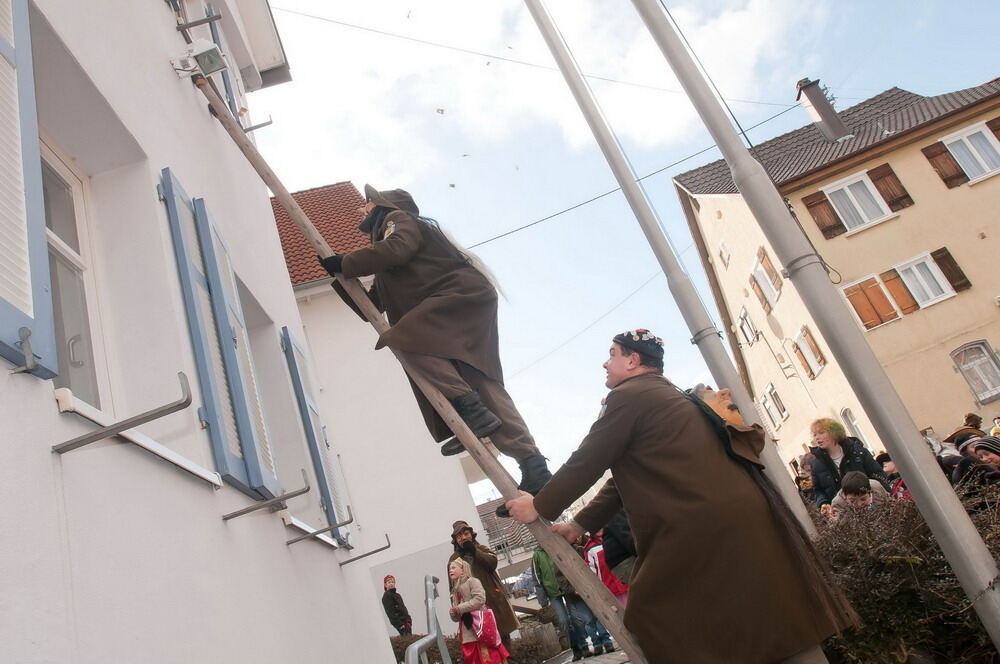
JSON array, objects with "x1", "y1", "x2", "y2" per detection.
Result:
[
  {"x1": 843, "y1": 213, "x2": 900, "y2": 238},
  {"x1": 967, "y1": 170, "x2": 1000, "y2": 187},
  {"x1": 281, "y1": 513, "x2": 342, "y2": 549},
  {"x1": 54, "y1": 387, "x2": 223, "y2": 487}
]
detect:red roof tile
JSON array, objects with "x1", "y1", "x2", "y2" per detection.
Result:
[{"x1": 271, "y1": 182, "x2": 370, "y2": 286}]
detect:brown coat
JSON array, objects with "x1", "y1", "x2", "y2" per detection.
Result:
[
  {"x1": 339, "y1": 208, "x2": 502, "y2": 441},
  {"x1": 533, "y1": 373, "x2": 853, "y2": 664},
  {"x1": 449, "y1": 542, "x2": 519, "y2": 637}
]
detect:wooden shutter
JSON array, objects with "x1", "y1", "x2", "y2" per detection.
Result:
[
  {"x1": 802, "y1": 191, "x2": 847, "y2": 239},
  {"x1": 931, "y1": 247, "x2": 971, "y2": 292},
  {"x1": 758, "y1": 248, "x2": 782, "y2": 291},
  {"x1": 802, "y1": 327, "x2": 826, "y2": 367},
  {"x1": 879, "y1": 268, "x2": 919, "y2": 314},
  {"x1": 749, "y1": 275, "x2": 771, "y2": 313},
  {"x1": 791, "y1": 341, "x2": 814, "y2": 379},
  {"x1": 844, "y1": 277, "x2": 898, "y2": 330},
  {"x1": 921, "y1": 142, "x2": 969, "y2": 188},
  {"x1": 987, "y1": 117, "x2": 1000, "y2": 142},
  {"x1": 867, "y1": 163, "x2": 914, "y2": 211}
]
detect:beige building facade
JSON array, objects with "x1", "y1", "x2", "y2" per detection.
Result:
[{"x1": 676, "y1": 78, "x2": 1000, "y2": 469}]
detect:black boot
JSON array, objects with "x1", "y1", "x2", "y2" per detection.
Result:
[
  {"x1": 439, "y1": 437, "x2": 464, "y2": 456},
  {"x1": 603, "y1": 642, "x2": 616, "y2": 654},
  {"x1": 571, "y1": 648, "x2": 586, "y2": 662},
  {"x1": 451, "y1": 391, "x2": 502, "y2": 438},
  {"x1": 495, "y1": 454, "x2": 552, "y2": 517}
]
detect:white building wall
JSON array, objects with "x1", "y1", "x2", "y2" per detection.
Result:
[
  {"x1": 296, "y1": 282, "x2": 486, "y2": 638},
  {"x1": 1, "y1": 1, "x2": 397, "y2": 662}
]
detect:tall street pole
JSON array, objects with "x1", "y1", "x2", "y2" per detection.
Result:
[
  {"x1": 522, "y1": 0, "x2": 816, "y2": 536},
  {"x1": 630, "y1": 0, "x2": 1000, "y2": 647}
]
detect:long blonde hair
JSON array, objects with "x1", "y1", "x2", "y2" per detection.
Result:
[{"x1": 449, "y1": 558, "x2": 472, "y2": 583}]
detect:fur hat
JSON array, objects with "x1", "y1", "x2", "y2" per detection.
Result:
[{"x1": 451, "y1": 520, "x2": 476, "y2": 540}]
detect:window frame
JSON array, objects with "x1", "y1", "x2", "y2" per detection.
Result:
[
  {"x1": 940, "y1": 121, "x2": 1000, "y2": 185},
  {"x1": 737, "y1": 307, "x2": 757, "y2": 345},
  {"x1": 718, "y1": 240, "x2": 731, "y2": 269},
  {"x1": 0, "y1": 0, "x2": 57, "y2": 377},
  {"x1": 841, "y1": 273, "x2": 903, "y2": 331},
  {"x1": 40, "y1": 138, "x2": 112, "y2": 411},
  {"x1": 759, "y1": 383, "x2": 788, "y2": 429},
  {"x1": 951, "y1": 340, "x2": 1000, "y2": 405},
  {"x1": 891, "y1": 252, "x2": 955, "y2": 309},
  {"x1": 794, "y1": 328, "x2": 824, "y2": 379},
  {"x1": 820, "y1": 171, "x2": 896, "y2": 235},
  {"x1": 751, "y1": 258, "x2": 779, "y2": 308}
]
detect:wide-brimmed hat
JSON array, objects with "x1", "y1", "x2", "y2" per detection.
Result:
[
  {"x1": 451, "y1": 520, "x2": 476, "y2": 540},
  {"x1": 364, "y1": 184, "x2": 419, "y2": 215}
]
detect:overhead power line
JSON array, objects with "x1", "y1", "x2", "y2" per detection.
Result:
[
  {"x1": 468, "y1": 102, "x2": 799, "y2": 248},
  {"x1": 271, "y1": 6, "x2": 793, "y2": 107}
]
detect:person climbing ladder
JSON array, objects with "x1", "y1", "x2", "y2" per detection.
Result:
[{"x1": 318, "y1": 185, "x2": 551, "y2": 512}]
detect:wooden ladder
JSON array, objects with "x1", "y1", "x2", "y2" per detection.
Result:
[{"x1": 195, "y1": 76, "x2": 648, "y2": 664}]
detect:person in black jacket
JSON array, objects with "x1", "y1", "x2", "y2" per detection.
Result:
[
  {"x1": 381, "y1": 575, "x2": 412, "y2": 635},
  {"x1": 809, "y1": 418, "x2": 890, "y2": 507}
]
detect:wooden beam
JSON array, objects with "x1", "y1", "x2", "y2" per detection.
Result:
[{"x1": 193, "y1": 75, "x2": 648, "y2": 664}]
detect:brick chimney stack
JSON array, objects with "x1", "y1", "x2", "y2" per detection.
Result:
[{"x1": 796, "y1": 78, "x2": 852, "y2": 142}]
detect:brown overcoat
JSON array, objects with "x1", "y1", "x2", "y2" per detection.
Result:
[
  {"x1": 448, "y1": 542, "x2": 519, "y2": 637},
  {"x1": 533, "y1": 373, "x2": 853, "y2": 664},
  {"x1": 338, "y1": 200, "x2": 503, "y2": 441}
]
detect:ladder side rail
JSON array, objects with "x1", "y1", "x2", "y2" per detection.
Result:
[{"x1": 193, "y1": 76, "x2": 648, "y2": 664}]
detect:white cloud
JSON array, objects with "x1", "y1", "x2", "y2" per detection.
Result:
[{"x1": 254, "y1": 0, "x2": 832, "y2": 190}]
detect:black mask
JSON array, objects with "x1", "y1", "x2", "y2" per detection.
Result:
[{"x1": 358, "y1": 206, "x2": 390, "y2": 237}]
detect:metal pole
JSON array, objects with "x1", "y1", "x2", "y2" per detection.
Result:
[
  {"x1": 630, "y1": 0, "x2": 1000, "y2": 646},
  {"x1": 522, "y1": 0, "x2": 815, "y2": 536}
]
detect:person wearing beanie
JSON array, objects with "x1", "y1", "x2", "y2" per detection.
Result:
[
  {"x1": 506, "y1": 329, "x2": 856, "y2": 663},
  {"x1": 973, "y1": 436, "x2": 1000, "y2": 467},
  {"x1": 317, "y1": 186, "x2": 550, "y2": 512},
  {"x1": 875, "y1": 453, "x2": 911, "y2": 501},
  {"x1": 381, "y1": 574, "x2": 412, "y2": 635},
  {"x1": 447, "y1": 521, "x2": 518, "y2": 646}
]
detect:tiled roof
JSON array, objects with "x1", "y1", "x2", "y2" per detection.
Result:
[
  {"x1": 675, "y1": 78, "x2": 1000, "y2": 194},
  {"x1": 271, "y1": 182, "x2": 370, "y2": 286}
]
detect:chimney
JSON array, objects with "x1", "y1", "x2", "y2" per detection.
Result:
[{"x1": 796, "y1": 78, "x2": 851, "y2": 142}]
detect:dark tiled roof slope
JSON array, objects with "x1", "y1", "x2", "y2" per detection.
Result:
[
  {"x1": 271, "y1": 182, "x2": 370, "y2": 286},
  {"x1": 675, "y1": 79, "x2": 1000, "y2": 194}
]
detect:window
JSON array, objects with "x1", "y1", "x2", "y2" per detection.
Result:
[
  {"x1": 840, "y1": 407, "x2": 868, "y2": 448},
  {"x1": 952, "y1": 341, "x2": 1000, "y2": 404},
  {"x1": 844, "y1": 247, "x2": 970, "y2": 330},
  {"x1": 161, "y1": 168, "x2": 280, "y2": 498},
  {"x1": 42, "y1": 145, "x2": 104, "y2": 407},
  {"x1": 792, "y1": 326, "x2": 826, "y2": 379},
  {"x1": 894, "y1": 254, "x2": 953, "y2": 307},
  {"x1": 737, "y1": 308, "x2": 757, "y2": 345},
  {"x1": 942, "y1": 122, "x2": 1000, "y2": 182},
  {"x1": 923, "y1": 119, "x2": 1000, "y2": 188},
  {"x1": 718, "y1": 241, "x2": 731, "y2": 269},
  {"x1": 803, "y1": 164, "x2": 912, "y2": 239},
  {"x1": 821, "y1": 172, "x2": 892, "y2": 232},
  {"x1": 759, "y1": 383, "x2": 788, "y2": 428},
  {"x1": 749, "y1": 247, "x2": 781, "y2": 313},
  {"x1": 0, "y1": 0, "x2": 57, "y2": 376}
]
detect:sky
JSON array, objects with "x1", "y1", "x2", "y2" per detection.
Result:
[{"x1": 251, "y1": 0, "x2": 1000, "y2": 502}]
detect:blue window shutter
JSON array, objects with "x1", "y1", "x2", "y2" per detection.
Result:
[
  {"x1": 193, "y1": 197, "x2": 281, "y2": 498},
  {"x1": 281, "y1": 326, "x2": 349, "y2": 543},
  {"x1": 0, "y1": 0, "x2": 56, "y2": 377},
  {"x1": 160, "y1": 168, "x2": 253, "y2": 493}
]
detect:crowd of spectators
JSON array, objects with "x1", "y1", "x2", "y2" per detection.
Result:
[{"x1": 794, "y1": 412, "x2": 1000, "y2": 519}]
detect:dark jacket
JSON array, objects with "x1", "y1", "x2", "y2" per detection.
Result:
[
  {"x1": 532, "y1": 374, "x2": 855, "y2": 663},
  {"x1": 600, "y1": 511, "x2": 636, "y2": 570},
  {"x1": 810, "y1": 437, "x2": 890, "y2": 507},
  {"x1": 336, "y1": 204, "x2": 503, "y2": 442},
  {"x1": 381, "y1": 589, "x2": 410, "y2": 631}
]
